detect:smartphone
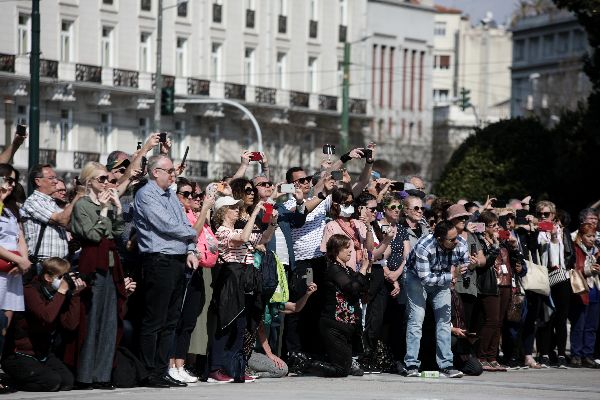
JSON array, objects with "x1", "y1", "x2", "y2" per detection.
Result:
[
  {"x1": 249, "y1": 152, "x2": 262, "y2": 162},
  {"x1": 516, "y1": 209, "x2": 528, "y2": 225},
  {"x1": 137, "y1": 141, "x2": 142, "y2": 150},
  {"x1": 16, "y1": 124, "x2": 27, "y2": 136},
  {"x1": 467, "y1": 222, "x2": 485, "y2": 233},
  {"x1": 322, "y1": 144, "x2": 336, "y2": 155},
  {"x1": 280, "y1": 183, "x2": 295, "y2": 194},
  {"x1": 181, "y1": 146, "x2": 189, "y2": 166},
  {"x1": 390, "y1": 182, "x2": 404, "y2": 192},
  {"x1": 331, "y1": 170, "x2": 343, "y2": 181},
  {"x1": 359, "y1": 148, "x2": 373, "y2": 159},
  {"x1": 262, "y1": 203, "x2": 274, "y2": 224},
  {"x1": 140, "y1": 157, "x2": 147, "y2": 172},
  {"x1": 470, "y1": 243, "x2": 477, "y2": 256},
  {"x1": 498, "y1": 230, "x2": 511, "y2": 241},
  {"x1": 381, "y1": 224, "x2": 391, "y2": 234},
  {"x1": 304, "y1": 268, "x2": 314, "y2": 286},
  {"x1": 466, "y1": 332, "x2": 477, "y2": 337},
  {"x1": 159, "y1": 132, "x2": 168, "y2": 143},
  {"x1": 538, "y1": 221, "x2": 554, "y2": 232}
]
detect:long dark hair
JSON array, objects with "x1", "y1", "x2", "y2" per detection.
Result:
[
  {"x1": 329, "y1": 188, "x2": 353, "y2": 220},
  {"x1": 0, "y1": 163, "x2": 20, "y2": 218},
  {"x1": 230, "y1": 177, "x2": 258, "y2": 214}
]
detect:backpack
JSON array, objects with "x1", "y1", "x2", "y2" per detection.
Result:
[
  {"x1": 253, "y1": 249, "x2": 279, "y2": 303},
  {"x1": 198, "y1": 225, "x2": 219, "y2": 268}
]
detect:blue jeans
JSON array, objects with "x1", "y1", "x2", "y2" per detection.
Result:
[
  {"x1": 404, "y1": 272, "x2": 453, "y2": 369},
  {"x1": 570, "y1": 299, "x2": 600, "y2": 358}
]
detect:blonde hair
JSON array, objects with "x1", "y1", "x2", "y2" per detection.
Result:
[
  {"x1": 41, "y1": 257, "x2": 70, "y2": 277},
  {"x1": 80, "y1": 162, "x2": 107, "y2": 186},
  {"x1": 535, "y1": 200, "x2": 556, "y2": 215}
]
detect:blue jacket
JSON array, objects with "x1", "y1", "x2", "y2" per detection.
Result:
[{"x1": 266, "y1": 203, "x2": 307, "y2": 271}]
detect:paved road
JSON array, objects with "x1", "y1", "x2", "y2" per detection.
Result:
[{"x1": 6, "y1": 369, "x2": 600, "y2": 400}]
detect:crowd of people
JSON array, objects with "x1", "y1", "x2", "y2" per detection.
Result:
[{"x1": 0, "y1": 129, "x2": 599, "y2": 393}]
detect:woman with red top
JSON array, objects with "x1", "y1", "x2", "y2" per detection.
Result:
[{"x1": 569, "y1": 223, "x2": 600, "y2": 368}]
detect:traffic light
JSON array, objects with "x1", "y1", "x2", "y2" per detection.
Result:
[
  {"x1": 459, "y1": 87, "x2": 471, "y2": 111},
  {"x1": 161, "y1": 86, "x2": 175, "y2": 115}
]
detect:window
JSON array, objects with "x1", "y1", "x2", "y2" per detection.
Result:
[
  {"x1": 433, "y1": 89, "x2": 449, "y2": 103},
  {"x1": 543, "y1": 34, "x2": 554, "y2": 57},
  {"x1": 244, "y1": 47, "x2": 255, "y2": 85},
  {"x1": 246, "y1": 0, "x2": 256, "y2": 29},
  {"x1": 59, "y1": 109, "x2": 72, "y2": 151},
  {"x1": 211, "y1": 42, "x2": 222, "y2": 81},
  {"x1": 528, "y1": 37, "x2": 539, "y2": 61},
  {"x1": 141, "y1": 0, "x2": 152, "y2": 12},
  {"x1": 514, "y1": 39, "x2": 525, "y2": 61},
  {"x1": 307, "y1": 56, "x2": 318, "y2": 92},
  {"x1": 556, "y1": 32, "x2": 569, "y2": 54},
  {"x1": 101, "y1": 26, "x2": 114, "y2": 67},
  {"x1": 177, "y1": 1, "x2": 188, "y2": 17},
  {"x1": 60, "y1": 20, "x2": 74, "y2": 63},
  {"x1": 139, "y1": 117, "x2": 150, "y2": 140},
  {"x1": 139, "y1": 32, "x2": 151, "y2": 72},
  {"x1": 99, "y1": 112, "x2": 112, "y2": 154},
  {"x1": 310, "y1": 0, "x2": 318, "y2": 20},
  {"x1": 176, "y1": 37, "x2": 187, "y2": 76},
  {"x1": 278, "y1": 0, "x2": 287, "y2": 16},
  {"x1": 103, "y1": 0, "x2": 114, "y2": 4},
  {"x1": 276, "y1": 52, "x2": 287, "y2": 89},
  {"x1": 17, "y1": 13, "x2": 30, "y2": 55},
  {"x1": 434, "y1": 21, "x2": 446, "y2": 36},
  {"x1": 173, "y1": 121, "x2": 186, "y2": 160},
  {"x1": 339, "y1": 0, "x2": 347, "y2": 26},
  {"x1": 213, "y1": 0, "x2": 223, "y2": 23},
  {"x1": 434, "y1": 55, "x2": 450, "y2": 69},
  {"x1": 573, "y1": 29, "x2": 585, "y2": 51}
]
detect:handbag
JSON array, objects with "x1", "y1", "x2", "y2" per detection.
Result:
[
  {"x1": 0, "y1": 250, "x2": 20, "y2": 273},
  {"x1": 506, "y1": 280, "x2": 526, "y2": 322},
  {"x1": 521, "y1": 250, "x2": 551, "y2": 296},
  {"x1": 197, "y1": 225, "x2": 218, "y2": 268},
  {"x1": 569, "y1": 269, "x2": 589, "y2": 295}
]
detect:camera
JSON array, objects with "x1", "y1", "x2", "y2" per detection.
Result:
[{"x1": 62, "y1": 271, "x2": 95, "y2": 291}]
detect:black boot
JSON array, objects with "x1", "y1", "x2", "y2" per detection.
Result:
[
  {"x1": 287, "y1": 352, "x2": 311, "y2": 375},
  {"x1": 306, "y1": 360, "x2": 343, "y2": 377}
]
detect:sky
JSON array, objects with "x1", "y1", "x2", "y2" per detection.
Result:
[{"x1": 434, "y1": 0, "x2": 520, "y2": 26}]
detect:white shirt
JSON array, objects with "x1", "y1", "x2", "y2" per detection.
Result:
[{"x1": 284, "y1": 195, "x2": 331, "y2": 261}]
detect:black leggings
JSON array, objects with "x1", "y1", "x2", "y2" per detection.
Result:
[
  {"x1": 537, "y1": 279, "x2": 571, "y2": 357},
  {"x1": 2, "y1": 353, "x2": 73, "y2": 392},
  {"x1": 319, "y1": 318, "x2": 355, "y2": 377},
  {"x1": 173, "y1": 269, "x2": 205, "y2": 360}
]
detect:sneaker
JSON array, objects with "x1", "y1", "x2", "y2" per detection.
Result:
[
  {"x1": 440, "y1": 367, "x2": 463, "y2": 378},
  {"x1": 403, "y1": 366, "x2": 420, "y2": 377},
  {"x1": 539, "y1": 355, "x2": 550, "y2": 368},
  {"x1": 207, "y1": 369, "x2": 234, "y2": 383},
  {"x1": 350, "y1": 358, "x2": 364, "y2": 376},
  {"x1": 396, "y1": 361, "x2": 407, "y2": 375},
  {"x1": 177, "y1": 367, "x2": 199, "y2": 383},
  {"x1": 506, "y1": 359, "x2": 521, "y2": 371},
  {"x1": 556, "y1": 356, "x2": 568, "y2": 369},
  {"x1": 489, "y1": 361, "x2": 507, "y2": 372},
  {"x1": 242, "y1": 375, "x2": 256, "y2": 383},
  {"x1": 582, "y1": 357, "x2": 600, "y2": 369},
  {"x1": 481, "y1": 361, "x2": 496, "y2": 372},
  {"x1": 168, "y1": 367, "x2": 182, "y2": 382},
  {"x1": 569, "y1": 356, "x2": 582, "y2": 368}
]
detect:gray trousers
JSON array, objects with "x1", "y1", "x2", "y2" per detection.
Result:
[{"x1": 248, "y1": 352, "x2": 288, "y2": 378}]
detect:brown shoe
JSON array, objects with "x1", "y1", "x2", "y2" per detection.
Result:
[
  {"x1": 480, "y1": 361, "x2": 497, "y2": 372},
  {"x1": 489, "y1": 361, "x2": 507, "y2": 372}
]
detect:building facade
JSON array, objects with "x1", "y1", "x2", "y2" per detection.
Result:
[
  {"x1": 510, "y1": 9, "x2": 590, "y2": 122},
  {"x1": 0, "y1": 0, "x2": 371, "y2": 184}
]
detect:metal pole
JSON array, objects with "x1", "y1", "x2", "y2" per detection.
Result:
[
  {"x1": 4, "y1": 97, "x2": 13, "y2": 153},
  {"x1": 28, "y1": 0, "x2": 40, "y2": 194},
  {"x1": 340, "y1": 42, "x2": 350, "y2": 153},
  {"x1": 153, "y1": 0, "x2": 163, "y2": 133}
]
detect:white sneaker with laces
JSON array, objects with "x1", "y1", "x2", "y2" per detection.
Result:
[
  {"x1": 177, "y1": 367, "x2": 198, "y2": 383},
  {"x1": 168, "y1": 367, "x2": 182, "y2": 382}
]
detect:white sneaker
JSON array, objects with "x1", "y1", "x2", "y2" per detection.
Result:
[
  {"x1": 177, "y1": 367, "x2": 198, "y2": 383},
  {"x1": 168, "y1": 367, "x2": 182, "y2": 382}
]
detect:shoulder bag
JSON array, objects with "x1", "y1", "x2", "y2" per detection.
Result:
[{"x1": 521, "y1": 250, "x2": 550, "y2": 296}]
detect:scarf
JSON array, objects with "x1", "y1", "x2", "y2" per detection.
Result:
[{"x1": 336, "y1": 219, "x2": 363, "y2": 266}]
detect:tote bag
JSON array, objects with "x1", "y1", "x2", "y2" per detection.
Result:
[{"x1": 521, "y1": 250, "x2": 550, "y2": 296}]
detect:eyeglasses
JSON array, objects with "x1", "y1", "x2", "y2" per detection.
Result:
[
  {"x1": 2, "y1": 176, "x2": 16, "y2": 185},
  {"x1": 155, "y1": 167, "x2": 177, "y2": 175},
  {"x1": 538, "y1": 212, "x2": 552, "y2": 218},
  {"x1": 410, "y1": 206, "x2": 425, "y2": 212},
  {"x1": 386, "y1": 204, "x2": 402, "y2": 211},
  {"x1": 95, "y1": 175, "x2": 110, "y2": 183},
  {"x1": 40, "y1": 175, "x2": 58, "y2": 182},
  {"x1": 486, "y1": 223, "x2": 499, "y2": 228},
  {"x1": 361, "y1": 206, "x2": 377, "y2": 212},
  {"x1": 255, "y1": 181, "x2": 273, "y2": 188},
  {"x1": 244, "y1": 187, "x2": 255, "y2": 195},
  {"x1": 192, "y1": 193, "x2": 202, "y2": 200},
  {"x1": 292, "y1": 176, "x2": 312, "y2": 185},
  {"x1": 178, "y1": 191, "x2": 193, "y2": 198}
]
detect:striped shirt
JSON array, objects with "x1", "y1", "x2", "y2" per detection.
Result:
[
  {"x1": 407, "y1": 233, "x2": 469, "y2": 287},
  {"x1": 284, "y1": 195, "x2": 331, "y2": 261},
  {"x1": 216, "y1": 226, "x2": 261, "y2": 265}
]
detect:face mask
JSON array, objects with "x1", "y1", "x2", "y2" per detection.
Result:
[
  {"x1": 339, "y1": 205, "x2": 354, "y2": 218},
  {"x1": 51, "y1": 277, "x2": 61, "y2": 291}
]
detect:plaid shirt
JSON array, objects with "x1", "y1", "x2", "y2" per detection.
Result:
[
  {"x1": 20, "y1": 190, "x2": 69, "y2": 260},
  {"x1": 407, "y1": 233, "x2": 469, "y2": 287}
]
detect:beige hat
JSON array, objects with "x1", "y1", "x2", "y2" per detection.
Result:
[
  {"x1": 214, "y1": 196, "x2": 243, "y2": 211},
  {"x1": 446, "y1": 204, "x2": 471, "y2": 221}
]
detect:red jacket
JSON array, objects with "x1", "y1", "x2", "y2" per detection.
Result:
[{"x1": 574, "y1": 245, "x2": 590, "y2": 305}]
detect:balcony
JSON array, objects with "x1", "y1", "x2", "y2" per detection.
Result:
[
  {"x1": 151, "y1": 73, "x2": 175, "y2": 90},
  {"x1": 210, "y1": 161, "x2": 239, "y2": 180},
  {"x1": 188, "y1": 78, "x2": 210, "y2": 96},
  {"x1": 185, "y1": 160, "x2": 209, "y2": 178},
  {"x1": 339, "y1": 25, "x2": 347, "y2": 43},
  {"x1": 309, "y1": 20, "x2": 318, "y2": 39},
  {"x1": 40, "y1": 59, "x2": 58, "y2": 78},
  {"x1": 349, "y1": 98, "x2": 367, "y2": 115},
  {"x1": 75, "y1": 63, "x2": 102, "y2": 83},
  {"x1": 212, "y1": 3, "x2": 222, "y2": 23},
  {"x1": 224, "y1": 82, "x2": 246, "y2": 100},
  {"x1": 73, "y1": 151, "x2": 100, "y2": 169},
  {"x1": 255, "y1": 86, "x2": 276, "y2": 105},
  {"x1": 278, "y1": 15, "x2": 287, "y2": 34},
  {"x1": 0, "y1": 54, "x2": 15, "y2": 73},
  {"x1": 290, "y1": 91, "x2": 309, "y2": 108},
  {"x1": 39, "y1": 149, "x2": 57, "y2": 166},
  {"x1": 246, "y1": 9, "x2": 255, "y2": 29},
  {"x1": 113, "y1": 69, "x2": 139, "y2": 88},
  {"x1": 319, "y1": 95, "x2": 338, "y2": 111}
]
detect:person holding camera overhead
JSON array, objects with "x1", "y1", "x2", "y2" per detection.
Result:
[{"x1": 66, "y1": 161, "x2": 133, "y2": 390}]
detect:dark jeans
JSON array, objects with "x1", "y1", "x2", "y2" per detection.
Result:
[
  {"x1": 569, "y1": 298, "x2": 600, "y2": 358},
  {"x1": 210, "y1": 309, "x2": 246, "y2": 378},
  {"x1": 173, "y1": 268, "x2": 205, "y2": 360},
  {"x1": 522, "y1": 290, "x2": 543, "y2": 355},
  {"x1": 2, "y1": 353, "x2": 73, "y2": 392},
  {"x1": 319, "y1": 317, "x2": 354, "y2": 377},
  {"x1": 459, "y1": 293, "x2": 477, "y2": 331},
  {"x1": 477, "y1": 287, "x2": 511, "y2": 362},
  {"x1": 538, "y1": 279, "x2": 571, "y2": 357},
  {"x1": 363, "y1": 266, "x2": 394, "y2": 356},
  {"x1": 139, "y1": 253, "x2": 186, "y2": 377}
]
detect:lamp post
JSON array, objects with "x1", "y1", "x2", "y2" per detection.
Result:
[{"x1": 28, "y1": 0, "x2": 40, "y2": 194}]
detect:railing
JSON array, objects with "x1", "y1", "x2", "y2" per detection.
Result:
[
  {"x1": 278, "y1": 15, "x2": 287, "y2": 34},
  {"x1": 246, "y1": 9, "x2": 255, "y2": 29},
  {"x1": 151, "y1": 74, "x2": 175, "y2": 90},
  {"x1": 73, "y1": 151, "x2": 100, "y2": 169},
  {"x1": 40, "y1": 59, "x2": 58, "y2": 78},
  {"x1": 113, "y1": 68, "x2": 139, "y2": 88},
  {"x1": 339, "y1": 25, "x2": 347, "y2": 43},
  {"x1": 319, "y1": 95, "x2": 338, "y2": 111},
  {"x1": 39, "y1": 149, "x2": 57, "y2": 166},
  {"x1": 187, "y1": 78, "x2": 210, "y2": 95},
  {"x1": 255, "y1": 86, "x2": 276, "y2": 105},
  {"x1": 75, "y1": 63, "x2": 102, "y2": 83},
  {"x1": 211, "y1": 161, "x2": 240, "y2": 180},
  {"x1": 349, "y1": 98, "x2": 367, "y2": 115},
  {"x1": 213, "y1": 3, "x2": 222, "y2": 23},
  {"x1": 309, "y1": 20, "x2": 318, "y2": 39},
  {"x1": 224, "y1": 82, "x2": 246, "y2": 100},
  {"x1": 290, "y1": 91, "x2": 309, "y2": 108},
  {"x1": 0, "y1": 54, "x2": 16, "y2": 73},
  {"x1": 185, "y1": 160, "x2": 209, "y2": 178}
]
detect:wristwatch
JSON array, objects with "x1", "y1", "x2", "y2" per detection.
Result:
[
  {"x1": 296, "y1": 198, "x2": 305, "y2": 206},
  {"x1": 187, "y1": 250, "x2": 199, "y2": 257},
  {"x1": 317, "y1": 192, "x2": 326, "y2": 200}
]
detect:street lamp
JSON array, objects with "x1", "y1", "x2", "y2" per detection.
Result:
[{"x1": 340, "y1": 35, "x2": 371, "y2": 153}]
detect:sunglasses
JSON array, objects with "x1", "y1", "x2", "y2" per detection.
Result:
[
  {"x1": 386, "y1": 204, "x2": 402, "y2": 211},
  {"x1": 113, "y1": 167, "x2": 126, "y2": 174},
  {"x1": 293, "y1": 176, "x2": 312, "y2": 185},
  {"x1": 255, "y1": 181, "x2": 273, "y2": 188},
  {"x1": 244, "y1": 187, "x2": 255, "y2": 195},
  {"x1": 95, "y1": 175, "x2": 110, "y2": 183},
  {"x1": 178, "y1": 191, "x2": 194, "y2": 198},
  {"x1": 192, "y1": 193, "x2": 202, "y2": 200},
  {"x1": 109, "y1": 178, "x2": 118, "y2": 185},
  {"x1": 410, "y1": 206, "x2": 425, "y2": 212},
  {"x1": 362, "y1": 206, "x2": 377, "y2": 212},
  {"x1": 2, "y1": 176, "x2": 16, "y2": 185},
  {"x1": 538, "y1": 212, "x2": 552, "y2": 218}
]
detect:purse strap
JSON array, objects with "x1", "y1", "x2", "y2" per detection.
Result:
[{"x1": 32, "y1": 223, "x2": 47, "y2": 260}]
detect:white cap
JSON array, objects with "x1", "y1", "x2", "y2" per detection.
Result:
[{"x1": 214, "y1": 195, "x2": 243, "y2": 211}]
